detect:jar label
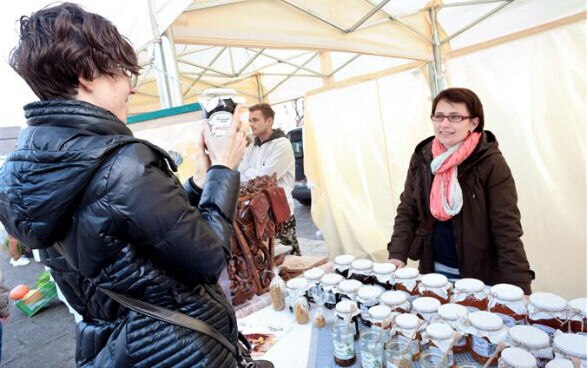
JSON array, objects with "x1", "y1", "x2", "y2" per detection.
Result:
[
  {"x1": 208, "y1": 111, "x2": 233, "y2": 137},
  {"x1": 494, "y1": 312, "x2": 517, "y2": 328},
  {"x1": 334, "y1": 341, "x2": 355, "y2": 360},
  {"x1": 455, "y1": 336, "x2": 468, "y2": 348},
  {"x1": 471, "y1": 336, "x2": 496, "y2": 358},
  {"x1": 360, "y1": 351, "x2": 383, "y2": 368},
  {"x1": 532, "y1": 323, "x2": 557, "y2": 343}
]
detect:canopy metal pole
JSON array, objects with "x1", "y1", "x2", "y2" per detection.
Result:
[
  {"x1": 163, "y1": 28, "x2": 184, "y2": 106},
  {"x1": 256, "y1": 73, "x2": 264, "y2": 102},
  {"x1": 149, "y1": 0, "x2": 171, "y2": 108},
  {"x1": 429, "y1": 6, "x2": 446, "y2": 97}
]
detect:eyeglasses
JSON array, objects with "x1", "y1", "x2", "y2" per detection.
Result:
[
  {"x1": 120, "y1": 67, "x2": 139, "y2": 89},
  {"x1": 430, "y1": 113, "x2": 471, "y2": 123}
]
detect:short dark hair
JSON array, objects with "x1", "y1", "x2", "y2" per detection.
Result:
[
  {"x1": 431, "y1": 88, "x2": 485, "y2": 132},
  {"x1": 249, "y1": 103, "x2": 275, "y2": 120},
  {"x1": 9, "y1": 2, "x2": 139, "y2": 100}
]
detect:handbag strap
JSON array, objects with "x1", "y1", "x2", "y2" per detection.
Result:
[{"x1": 100, "y1": 288, "x2": 237, "y2": 357}]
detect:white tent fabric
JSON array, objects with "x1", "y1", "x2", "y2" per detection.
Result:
[{"x1": 304, "y1": 20, "x2": 585, "y2": 298}]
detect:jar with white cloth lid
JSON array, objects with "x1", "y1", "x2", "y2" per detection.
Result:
[
  {"x1": 357, "y1": 285, "x2": 384, "y2": 326},
  {"x1": 437, "y1": 303, "x2": 470, "y2": 354},
  {"x1": 338, "y1": 279, "x2": 363, "y2": 302},
  {"x1": 391, "y1": 313, "x2": 424, "y2": 361},
  {"x1": 412, "y1": 296, "x2": 442, "y2": 324},
  {"x1": 286, "y1": 277, "x2": 308, "y2": 312},
  {"x1": 528, "y1": 292, "x2": 569, "y2": 338},
  {"x1": 459, "y1": 311, "x2": 508, "y2": 365},
  {"x1": 321, "y1": 273, "x2": 344, "y2": 310},
  {"x1": 380, "y1": 290, "x2": 411, "y2": 314},
  {"x1": 422, "y1": 322, "x2": 457, "y2": 367},
  {"x1": 490, "y1": 283, "x2": 527, "y2": 327},
  {"x1": 499, "y1": 347, "x2": 538, "y2": 368},
  {"x1": 394, "y1": 267, "x2": 420, "y2": 297},
  {"x1": 508, "y1": 325, "x2": 553, "y2": 367},
  {"x1": 545, "y1": 359, "x2": 574, "y2": 368},
  {"x1": 454, "y1": 278, "x2": 489, "y2": 312},
  {"x1": 334, "y1": 254, "x2": 355, "y2": 278},
  {"x1": 368, "y1": 304, "x2": 393, "y2": 330},
  {"x1": 336, "y1": 299, "x2": 361, "y2": 341},
  {"x1": 348, "y1": 259, "x2": 374, "y2": 285},
  {"x1": 372, "y1": 262, "x2": 396, "y2": 290},
  {"x1": 567, "y1": 298, "x2": 586, "y2": 334},
  {"x1": 198, "y1": 88, "x2": 244, "y2": 137},
  {"x1": 303, "y1": 267, "x2": 325, "y2": 303},
  {"x1": 419, "y1": 273, "x2": 452, "y2": 304},
  {"x1": 552, "y1": 333, "x2": 586, "y2": 368}
]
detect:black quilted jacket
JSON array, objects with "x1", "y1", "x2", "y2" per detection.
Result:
[{"x1": 0, "y1": 100, "x2": 240, "y2": 367}]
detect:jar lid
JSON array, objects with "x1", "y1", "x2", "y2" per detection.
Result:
[
  {"x1": 412, "y1": 297, "x2": 441, "y2": 313},
  {"x1": 500, "y1": 347, "x2": 537, "y2": 368},
  {"x1": 350, "y1": 259, "x2": 372, "y2": 270},
  {"x1": 469, "y1": 311, "x2": 503, "y2": 331},
  {"x1": 380, "y1": 290, "x2": 409, "y2": 306},
  {"x1": 396, "y1": 313, "x2": 420, "y2": 329},
  {"x1": 438, "y1": 303, "x2": 468, "y2": 321},
  {"x1": 426, "y1": 322, "x2": 454, "y2": 340},
  {"x1": 491, "y1": 283, "x2": 524, "y2": 301},
  {"x1": 373, "y1": 262, "x2": 396, "y2": 274},
  {"x1": 321, "y1": 273, "x2": 343, "y2": 286},
  {"x1": 421, "y1": 273, "x2": 448, "y2": 288},
  {"x1": 286, "y1": 277, "x2": 308, "y2": 290},
  {"x1": 509, "y1": 325, "x2": 549, "y2": 349},
  {"x1": 358, "y1": 285, "x2": 384, "y2": 300},
  {"x1": 455, "y1": 278, "x2": 485, "y2": 293},
  {"x1": 369, "y1": 305, "x2": 392, "y2": 319},
  {"x1": 336, "y1": 300, "x2": 358, "y2": 314},
  {"x1": 529, "y1": 292, "x2": 567, "y2": 312},
  {"x1": 338, "y1": 279, "x2": 363, "y2": 293},
  {"x1": 553, "y1": 333, "x2": 587, "y2": 359},
  {"x1": 394, "y1": 267, "x2": 419, "y2": 279},
  {"x1": 568, "y1": 298, "x2": 586, "y2": 315},
  {"x1": 303, "y1": 267, "x2": 325, "y2": 281},
  {"x1": 202, "y1": 88, "x2": 237, "y2": 96},
  {"x1": 546, "y1": 359, "x2": 574, "y2": 368},
  {"x1": 334, "y1": 254, "x2": 355, "y2": 265}
]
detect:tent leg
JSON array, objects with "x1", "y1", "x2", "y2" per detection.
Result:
[{"x1": 429, "y1": 6, "x2": 447, "y2": 97}]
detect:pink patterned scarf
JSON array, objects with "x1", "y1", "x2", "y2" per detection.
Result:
[{"x1": 429, "y1": 132, "x2": 482, "y2": 221}]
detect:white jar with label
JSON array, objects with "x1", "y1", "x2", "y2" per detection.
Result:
[
  {"x1": 552, "y1": 333, "x2": 586, "y2": 368},
  {"x1": 391, "y1": 313, "x2": 423, "y2": 361},
  {"x1": 334, "y1": 254, "x2": 355, "y2": 278},
  {"x1": 508, "y1": 325, "x2": 553, "y2": 367},
  {"x1": 437, "y1": 303, "x2": 470, "y2": 354},
  {"x1": 489, "y1": 283, "x2": 528, "y2": 327},
  {"x1": 454, "y1": 278, "x2": 489, "y2": 312},
  {"x1": 412, "y1": 296, "x2": 441, "y2": 324},
  {"x1": 423, "y1": 322, "x2": 456, "y2": 367},
  {"x1": 368, "y1": 304, "x2": 393, "y2": 330},
  {"x1": 567, "y1": 298, "x2": 587, "y2": 334},
  {"x1": 380, "y1": 290, "x2": 411, "y2": 314},
  {"x1": 499, "y1": 347, "x2": 538, "y2": 368},
  {"x1": 198, "y1": 88, "x2": 245, "y2": 137},
  {"x1": 320, "y1": 273, "x2": 344, "y2": 310},
  {"x1": 348, "y1": 259, "x2": 374, "y2": 285},
  {"x1": 394, "y1": 267, "x2": 420, "y2": 297},
  {"x1": 372, "y1": 262, "x2": 396, "y2": 290},
  {"x1": 461, "y1": 311, "x2": 508, "y2": 365},
  {"x1": 528, "y1": 292, "x2": 568, "y2": 338},
  {"x1": 418, "y1": 273, "x2": 452, "y2": 304},
  {"x1": 338, "y1": 279, "x2": 363, "y2": 302},
  {"x1": 357, "y1": 285, "x2": 384, "y2": 326}
]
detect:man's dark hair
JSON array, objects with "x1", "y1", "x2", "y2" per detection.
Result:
[
  {"x1": 9, "y1": 2, "x2": 139, "y2": 100},
  {"x1": 431, "y1": 88, "x2": 485, "y2": 132},
  {"x1": 249, "y1": 103, "x2": 275, "y2": 120}
]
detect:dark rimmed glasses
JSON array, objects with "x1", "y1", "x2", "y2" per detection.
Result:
[{"x1": 430, "y1": 113, "x2": 471, "y2": 123}]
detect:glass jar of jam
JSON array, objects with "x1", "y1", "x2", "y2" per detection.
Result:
[
  {"x1": 332, "y1": 318, "x2": 357, "y2": 367},
  {"x1": 499, "y1": 347, "x2": 538, "y2": 368},
  {"x1": 348, "y1": 259, "x2": 374, "y2": 285},
  {"x1": 321, "y1": 273, "x2": 344, "y2": 310},
  {"x1": 552, "y1": 333, "x2": 586, "y2": 368},
  {"x1": 338, "y1": 279, "x2": 363, "y2": 302},
  {"x1": 380, "y1": 290, "x2": 411, "y2": 314},
  {"x1": 419, "y1": 273, "x2": 452, "y2": 304},
  {"x1": 466, "y1": 311, "x2": 508, "y2": 365},
  {"x1": 490, "y1": 283, "x2": 528, "y2": 327},
  {"x1": 453, "y1": 278, "x2": 489, "y2": 312},
  {"x1": 392, "y1": 313, "x2": 424, "y2": 361},
  {"x1": 286, "y1": 277, "x2": 308, "y2": 312},
  {"x1": 437, "y1": 303, "x2": 470, "y2": 354},
  {"x1": 334, "y1": 254, "x2": 355, "y2": 278},
  {"x1": 412, "y1": 296, "x2": 442, "y2": 325},
  {"x1": 336, "y1": 300, "x2": 361, "y2": 341},
  {"x1": 423, "y1": 322, "x2": 456, "y2": 368},
  {"x1": 394, "y1": 267, "x2": 420, "y2": 297},
  {"x1": 357, "y1": 285, "x2": 384, "y2": 326},
  {"x1": 545, "y1": 359, "x2": 574, "y2": 368},
  {"x1": 368, "y1": 304, "x2": 393, "y2": 331},
  {"x1": 199, "y1": 88, "x2": 244, "y2": 137},
  {"x1": 567, "y1": 298, "x2": 586, "y2": 334},
  {"x1": 508, "y1": 325, "x2": 552, "y2": 367},
  {"x1": 304, "y1": 267, "x2": 325, "y2": 303},
  {"x1": 372, "y1": 262, "x2": 396, "y2": 290},
  {"x1": 528, "y1": 292, "x2": 569, "y2": 338}
]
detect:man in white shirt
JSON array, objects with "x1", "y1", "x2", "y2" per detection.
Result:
[{"x1": 239, "y1": 103, "x2": 300, "y2": 255}]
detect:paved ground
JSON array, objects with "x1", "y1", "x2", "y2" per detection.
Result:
[{"x1": 0, "y1": 201, "x2": 324, "y2": 367}]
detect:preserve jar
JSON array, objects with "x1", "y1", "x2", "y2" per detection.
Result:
[
  {"x1": 392, "y1": 313, "x2": 424, "y2": 361},
  {"x1": 372, "y1": 262, "x2": 396, "y2": 290},
  {"x1": 357, "y1": 285, "x2": 384, "y2": 326},
  {"x1": 454, "y1": 278, "x2": 489, "y2": 312},
  {"x1": 419, "y1": 273, "x2": 452, "y2": 304},
  {"x1": 394, "y1": 267, "x2": 420, "y2": 297},
  {"x1": 348, "y1": 259, "x2": 374, "y2": 284},
  {"x1": 368, "y1": 304, "x2": 393, "y2": 330},
  {"x1": 336, "y1": 300, "x2": 361, "y2": 341},
  {"x1": 423, "y1": 322, "x2": 456, "y2": 367},
  {"x1": 545, "y1": 359, "x2": 574, "y2": 368},
  {"x1": 321, "y1": 273, "x2": 344, "y2": 310},
  {"x1": 437, "y1": 303, "x2": 470, "y2": 354},
  {"x1": 412, "y1": 296, "x2": 442, "y2": 324},
  {"x1": 338, "y1": 279, "x2": 363, "y2": 302},
  {"x1": 508, "y1": 325, "x2": 553, "y2": 367},
  {"x1": 380, "y1": 290, "x2": 411, "y2": 314},
  {"x1": 334, "y1": 254, "x2": 355, "y2": 278},
  {"x1": 499, "y1": 347, "x2": 538, "y2": 368},
  {"x1": 286, "y1": 277, "x2": 308, "y2": 312},
  {"x1": 464, "y1": 311, "x2": 508, "y2": 365},
  {"x1": 332, "y1": 318, "x2": 357, "y2": 367},
  {"x1": 567, "y1": 298, "x2": 586, "y2": 334},
  {"x1": 303, "y1": 267, "x2": 325, "y2": 303},
  {"x1": 199, "y1": 88, "x2": 244, "y2": 137},
  {"x1": 490, "y1": 283, "x2": 527, "y2": 327},
  {"x1": 528, "y1": 292, "x2": 568, "y2": 338},
  {"x1": 552, "y1": 333, "x2": 586, "y2": 368},
  {"x1": 385, "y1": 335, "x2": 414, "y2": 368}
]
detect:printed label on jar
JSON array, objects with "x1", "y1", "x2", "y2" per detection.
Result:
[
  {"x1": 455, "y1": 335, "x2": 468, "y2": 348},
  {"x1": 208, "y1": 111, "x2": 233, "y2": 137},
  {"x1": 471, "y1": 336, "x2": 496, "y2": 358},
  {"x1": 494, "y1": 312, "x2": 517, "y2": 328},
  {"x1": 325, "y1": 292, "x2": 336, "y2": 305},
  {"x1": 532, "y1": 324, "x2": 557, "y2": 343},
  {"x1": 360, "y1": 351, "x2": 383, "y2": 368},
  {"x1": 334, "y1": 341, "x2": 355, "y2": 360}
]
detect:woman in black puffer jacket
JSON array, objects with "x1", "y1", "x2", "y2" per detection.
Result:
[{"x1": 0, "y1": 3, "x2": 248, "y2": 367}]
